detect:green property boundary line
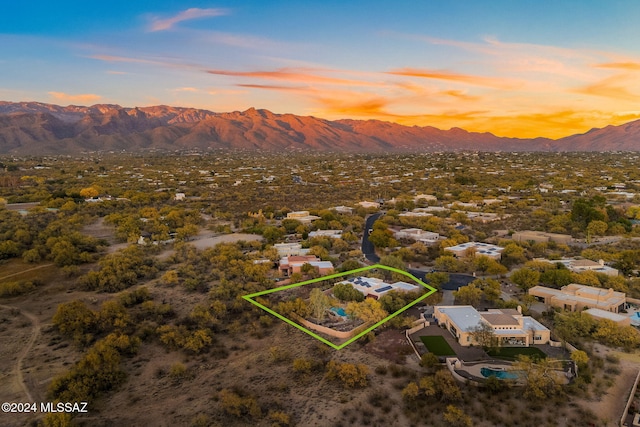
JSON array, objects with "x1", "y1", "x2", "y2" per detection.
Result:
[{"x1": 242, "y1": 264, "x2": 437, "y2": 350}]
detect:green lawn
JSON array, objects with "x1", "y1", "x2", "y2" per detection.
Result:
[
  {"x1": 420, "y1": 336, "x2": 456, "y2": 356},
  {"x1": 486, "y1": 346, "x2": 547, "y2": 360}
]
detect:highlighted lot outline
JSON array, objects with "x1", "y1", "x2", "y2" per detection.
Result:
[{"x1": 242, "y1": 264, "x2": 437, "y2": 350}]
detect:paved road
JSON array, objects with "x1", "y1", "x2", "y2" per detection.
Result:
[{"x1": 361, "y1": 212, "x2": 383, "y2": 263}]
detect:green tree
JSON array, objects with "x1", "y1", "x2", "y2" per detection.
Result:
[
  {"x1": 425, "y1": 272, "x2": 449, "y2": 290},
  {"x1": 434, "y1": 255, "x2": 465, "y2": 272},
  {"x1": 453, "y1": 284, "x2": 482, "y2": 306},
  {"x1": 586, "y1": 220, "x2": 608, "y2": 242},
  {"x1": 346, "y1": 298, "x2": 388, "y2": 323},
  {"x1": 513, "y1": 355, "x2": 563, "y2": 400},
  {"x1": 52, "y1": 300, "x2": 98, "y2": 346},
  {"x1": 309, "y1": 288, "x2": 330, "y2": 320},
  {"x1": 333, "y1": 282, "x2": 365, "y2": 302},
  {"x1": 511, "y1": 268, "x2": 541, "y2": 290},
  {"x1": 570, "y1": 350, "x2": 589, "y2": 370},
  {"x1": 469, "y1": 321, "x2": 497, "y2": 349}
]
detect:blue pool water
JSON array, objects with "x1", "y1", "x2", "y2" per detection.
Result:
[
  {"x1": 331, "y1": 307, "x2": 347, "y2": 317},
  {"x1": 480, "y1": 367, "x2": 518, "y2": 380}
]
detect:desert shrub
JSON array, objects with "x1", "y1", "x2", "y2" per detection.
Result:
[
  {"x1": 325, "y1": 361, "x2": 369, "y2": 388},
  {"x1": 0, "y1": 280, "x2": 37, "y2": 297},
  {"x1": 219, "y1": 388, "x2": 262, "y2": 419}
]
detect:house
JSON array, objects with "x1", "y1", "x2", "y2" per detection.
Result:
[
  {"x1": 332, "y1": 206, "x2": 354, "y2": 214},
  {"x1": 512, "y1": 231, "x2": 573, "y2": 245},
  {"x1": 274, "y1": 243, "x2": 310, "y2": 257},
  {"x1": 529, "y1": 284, "x2": 626, "y2": 313},
  {"x1": 433, "y1": 306, "x2": 550, "y2": 347},
  {"x1": 308, "y1": 230, "x2": 343, "y2": 239},
  {"x1": 464, "y1": 212, "x2": 502, "y2": 223},
  {"x1": 584, "y1": 308, "x2": 631, "y2": 327},
  {"x1": 286, "y1": 211, "x2": 320, "y2": 224},
  {"x1": 535, "y1": 257, "x2": 618, "y2": 276},
  {"x1": 444, "y1": 242, "x2": 505, "y2": 260},
  {"x1": 337, "y1": 276, "x2": 420, "y2": 300},
  {"x1": 279, "y1": 255, "x2": 334, "y2": 277},
  {"x1": 398, "y1": 211, "x2": 433, "y2": 218},
  {"x1": 393, "y1": 228, "x2": 440, "y2": 244},
  {"x1": 358, "y1": 201, "x2": 380, "y2": 209}
]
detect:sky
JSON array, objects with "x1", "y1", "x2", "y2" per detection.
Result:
[{"x1": 2, "y1": 0, "x2": 640, "y2": 138}]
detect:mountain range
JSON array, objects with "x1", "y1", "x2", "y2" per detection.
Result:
[{"x1": 0, "y1": 101, "x2": 639, "y2": 154}]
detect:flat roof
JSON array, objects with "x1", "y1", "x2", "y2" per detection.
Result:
[
  {"x1": 436, "y1": 306, "x2": 482, "y2": 332},
  {"x1": 530, "y1": 285, "x2": 625, "y2": 308},
  {"x1": 444, "y1": 242, "x2": 504, "y2": 253},
  {"x1": 584, "y1": 308, "x2": 628, "y2": 322}
]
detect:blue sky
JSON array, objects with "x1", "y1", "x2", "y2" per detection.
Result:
[{"x1": 2, "y1": 1, "x2": 640, "y2": 137}]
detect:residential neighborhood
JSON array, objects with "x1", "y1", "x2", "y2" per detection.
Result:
[{"x1": 2, "y1": 151, "x2": 640, "y2": 427}]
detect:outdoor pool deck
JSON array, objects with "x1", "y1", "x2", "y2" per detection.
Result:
[
  {"x1": 447, "y1": 358, "x2": 572, "y2": 385},
  {"x1": 452, "y1": 359, "x2": 514, "y2": 381}
]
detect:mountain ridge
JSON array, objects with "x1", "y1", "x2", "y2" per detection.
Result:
[{"x1": 0, "y1": 101, "x2": 638, "y2": 154}]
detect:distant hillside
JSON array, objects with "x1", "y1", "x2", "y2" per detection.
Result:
[{"x1": 0, "y1": 101, "x2": 638, "y2": 154}]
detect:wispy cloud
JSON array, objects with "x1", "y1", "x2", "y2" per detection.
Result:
[
  {"x1": 439, "y1": 90, "x2": 480, "y2": 101},
  {"x1": 573, "y1": 75, "x2": 638, "y2": 101},
  {"x1": 172, "y1": 87, "x2": 199, "y2": 92},
  {"x1": 203, "y1": 31, "x2": 292, "y2": 50},
  {"x1": 48, "y1": 92, "x2": 101, "y2": 103},
  {"x1": 149, "y1": 8, "x2": 229, "y2": 32},
  {"x1": 386, "y1": 68, "x2": 519, "y2": 89},
  {"x1": 237, "y1": 84, "x2": 308, "y2": 92},
  {"x1": 206, "y1": 67, "x2": 382, "y2": 87},
  {"x1": 595, "y1": 61, "x2": 640, "y2": 71},
  {"x1": 89, "y1": 54, "x2": 166, "y2": 65},
  {"x1": 106, "y1": 70, "x2": 128, "y2": 75}
]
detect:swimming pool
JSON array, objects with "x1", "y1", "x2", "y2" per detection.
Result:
[
  {"x1": 330, "y1": 307, "x2": 347, "y2": 317},
  {"x1": 480, "y1": 367, "x2": 518, "y2": 380}
]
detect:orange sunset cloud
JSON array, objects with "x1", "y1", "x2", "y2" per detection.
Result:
[{"x1": 48, "y1": 92, "x2": 102, "y2": 103}]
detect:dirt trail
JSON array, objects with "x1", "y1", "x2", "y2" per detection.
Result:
[
  {"x1": 0, "y1": 304, "x2": 40, "y2": 402},
  {"x1": 0, "y1": 264, "x2": 53, "y2": 282},
  {"x1": 578, "y1": 348, "x2": 640, "y2": 426}
]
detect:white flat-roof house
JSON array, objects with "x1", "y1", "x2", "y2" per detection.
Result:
[
  {"x1": 337, "y1": 276, "x2": 420, "y2": 300},
  {"x1": 434, "y1": 306, "x2": 550, "y2": 347},
  {"x1": 393, "y1": 228, "x2": 440, "y2": 244},
  {"x1": 529, "y1": 284, "x2": 626, "y2": 313},
  {"x1": 535, "y1": 258, "x2": 618, "y2": 276},
  {"x1": 398, "y1": 211, "x2": 434, "y2": 218},
  {"x1": 308, "y1": 230, "x2": 343, "y2": 239},
  {"x1": 444, "y1": 242, "x2": 505, "y2": 260}
]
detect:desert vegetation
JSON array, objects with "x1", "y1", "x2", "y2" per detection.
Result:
[{"x1": 1, "y1": 151, "x2": 640, "y2": 426}]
